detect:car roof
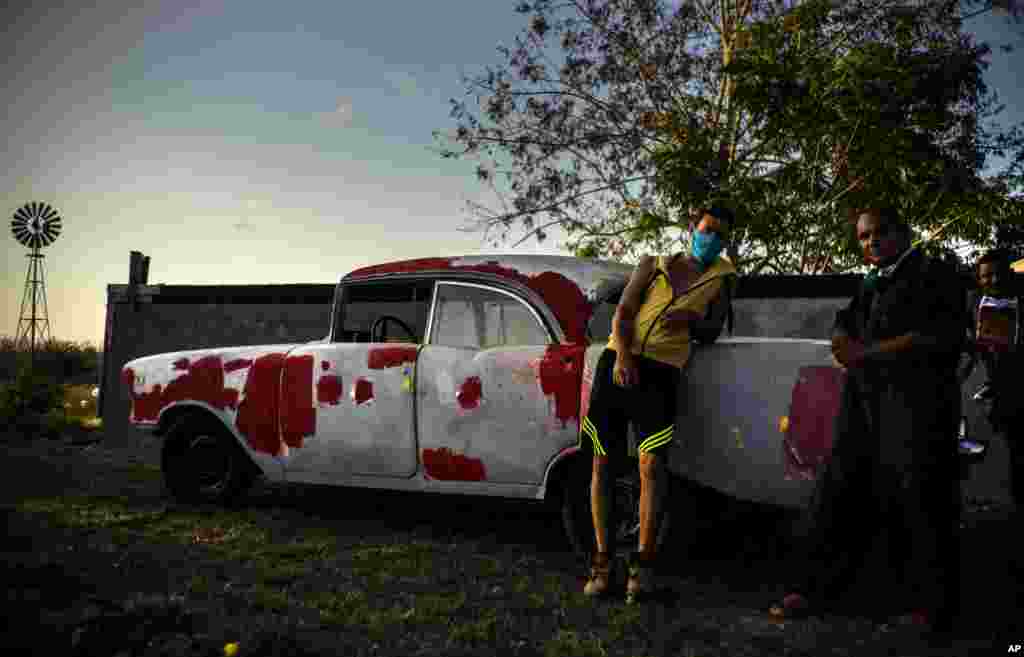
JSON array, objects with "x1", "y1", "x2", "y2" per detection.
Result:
[{"x1": 342, "y1": 254, "x2": 634, "y2": 343}]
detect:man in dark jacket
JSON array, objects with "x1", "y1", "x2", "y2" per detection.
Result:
[{"x1": 769, "y1": 207, "x2": 968, "y2": 632}]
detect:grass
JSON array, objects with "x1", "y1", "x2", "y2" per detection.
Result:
[
  {"x1": 118, "y1": 462, "x2": 163, "y2": 483},
  {"x1": 251, "y1": 582, "x2": 290, "y2": 612},
  {"x1": 351, "y1": 541, "x2": 435, "y2": 579},
  {"x1": 13, "y1": 493, "x2": 678, "y2": 655},
  {"x1": 18, "y1": 496, "x2": 165, "y2": 529},
  {"x1": 608, "y1": 604, "x2": 643, "y2": 641},
  {"x1": 544, "y1": 629, "x2": 608, "y2": 657},
  {"x1": 448, "y1": 607, "x2": 499, "y2": 644}
]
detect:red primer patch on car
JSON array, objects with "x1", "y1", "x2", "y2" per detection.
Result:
[
  {"x1": 317, "y1": 374, "x2": 344, "y2": 405},
  {"x1": 130, "y1": 355, "x2": 240, "y2": 423},
  {"x1": 172, "y1": 358, "x2": 190, "y2": 371},
  {"x1": 422, "y1": 447, "x2": 486, "y2": 481},
  {"x1": 345, "y1": 257, "x2": 454, "y2": 278},
  {"x1": 280, "y1": 354, "x2": 315, "y2": 448},
  {"x1": 368, "y1": 346, "x2": 418, "y2": 370},
  {"x1": 321, "y1": 360, "x2": 330, "y2": 371},
  {"x1": 784, "y1": 365, "x2": 846, "y2": 480},
  {"x1": 352, "y1": 378, "x2": 374, "y2": 405},
  {"x1": 456, "y1": 376, "x2": 483, "y2": 410},
  {"x1": 236, "y1": 353, "x2": 286, "y2": 457},
  {"x1": 132, "y1": 386, "x2": 164, "y2": 422},
  {"x1": 223, "y1": 358, "x2": 253, "y2": 373},
  {"x1": 527, "y1": 270, "x2": 592, "y2": 343},
  {"x1": 535, "y1": 345, "x2": 586, "y2": 428},
  {"x1": 121, "y1": 367, "x2": 135, "y2": 389}
]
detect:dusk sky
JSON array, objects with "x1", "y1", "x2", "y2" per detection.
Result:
[{"x1": 3, "y1": 1, "x2": 1021, "y2": 348}]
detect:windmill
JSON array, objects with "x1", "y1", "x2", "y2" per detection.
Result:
[{"x1": 11, "y1": 201, "x2": 62, "y2": 366}]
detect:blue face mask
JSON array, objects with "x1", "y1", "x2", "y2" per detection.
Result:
[{"x1": 691, "y1": 230, "x2": 723, "y2": 270}]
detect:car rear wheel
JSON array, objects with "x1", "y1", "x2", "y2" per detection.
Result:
[
  {"x1": 161, "y1": 413, "x2": 255, "y2": 505},
  {"x1": 561, "y1": 455, "x2": 674, "y2": 560}
]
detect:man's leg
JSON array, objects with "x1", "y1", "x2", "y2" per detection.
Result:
[
  {"x1": 637, "y1": 450, "x2": 663, "y2": 556},
  {"x1": 591, "y1": 454, "x2": 612, "y2": 555},
  {"x1": 583, "y1": 453, "x2": 615, "y2": 597},
  {"x1": 581, "y1": 348, "x2": 624, "y2": 597}
]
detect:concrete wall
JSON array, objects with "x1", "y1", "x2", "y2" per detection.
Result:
[{"x1": 99, "y1": 275, "x2": 1011, "y2": 506}]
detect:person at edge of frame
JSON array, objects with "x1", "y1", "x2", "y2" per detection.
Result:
[
  {"x1": 766, "y1": 206, "x2": 968, "y2": 633},
  {"x1": 579, "y1": 205, "x2": 737, "y2": 604},
  {"x1": 969, "y1": 249, "x2": 1020, "y2": 402},
  {"x1": 963, "y1": 248, "x2": 1024, "y2": 522}
]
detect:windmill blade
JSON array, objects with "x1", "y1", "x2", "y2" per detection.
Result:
[{"x1": 11, "y1": 201, "x2": 63, "y2": 249}]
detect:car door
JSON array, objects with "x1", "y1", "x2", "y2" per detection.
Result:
[
  {"x1": 416, "y1": 281, "x2": 583, "y2": 486},
  {"x1": 283, "y1": 279, "x2": 432, "y2": 483}
]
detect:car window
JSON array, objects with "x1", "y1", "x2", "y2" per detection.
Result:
[
  {"x1": 336, "y1": 281, "x2": 432, "y2": 343},
  {"x1": 432, "y1": 283, "x2": 549, "y2": 349}
]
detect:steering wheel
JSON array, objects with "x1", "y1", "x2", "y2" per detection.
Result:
[{"x1": 370, "y1": 315, "x2": 418, "y2": 343}]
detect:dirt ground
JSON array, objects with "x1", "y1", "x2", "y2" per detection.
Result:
[{"x1": 2, "y1": 428, "x2": 1021, "y2": 657}]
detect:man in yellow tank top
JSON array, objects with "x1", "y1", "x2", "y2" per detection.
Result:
[{"x1": 581, "y1": 206, "x2": 738, "y2": 602}]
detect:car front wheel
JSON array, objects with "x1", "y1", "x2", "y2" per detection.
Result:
[{"x1": 161, "y1": 413, "x2": 254, "y2": 504}]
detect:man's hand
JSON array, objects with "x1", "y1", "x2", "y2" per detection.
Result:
[
  {"x1": 831, "y1": 335, "x2": 867, "y2": 368},
  {"x1": 661, "y1": 308, "x2": 703, "y2": 332},
  {"x1": 613, "y1": 350, "x2": 639, "y2": 388}
]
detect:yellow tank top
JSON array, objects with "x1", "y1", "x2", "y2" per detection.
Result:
[{"x1": 608, "y1": 254, "x2": 736, "y2": 369}]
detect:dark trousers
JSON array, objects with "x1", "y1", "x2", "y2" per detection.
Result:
[
  {"x1": 989, "y1": 350, "x2": 1024, "y2": 510},
  {"x1": 793, "y1": 373, "x2": 961, "y2": 622}
]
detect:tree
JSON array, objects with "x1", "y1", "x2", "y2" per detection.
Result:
[{"x1": 437, "y1": 0, "x2": 1024, "y2": 273}]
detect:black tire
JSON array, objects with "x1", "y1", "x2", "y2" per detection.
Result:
[
  {"x1": 161, "y1": 413, "x2": 255, "y2": 505},
  {"x1": 560, "y1": 455, "x2": 675, "y2": 560}
]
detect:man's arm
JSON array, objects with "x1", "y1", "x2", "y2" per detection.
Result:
[
  {"x1": 610, "y1": 256, "x2": 656, "y2": 354},
  {"x1": 864, "y1": 265, "x2": 966, "y2": 363},
  {"x1": 830, "y1": 295, "x2": 864, "y2": 367},
  {"x1": 609, "y1": 256, "x2": 657, "y2": 388}
]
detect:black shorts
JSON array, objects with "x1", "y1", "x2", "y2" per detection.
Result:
[{"x1": 580, "y1": 348, "x2": 682, "y2": 457}]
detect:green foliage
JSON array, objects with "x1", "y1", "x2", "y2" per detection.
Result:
[
  {"x1": 0, "y1": 367, "x2": 66, "y2": 437},
  {"x1": 0, "y1": 335, "x2": 100, "y2": 382},
  {"x1": 439, "y1": 0, "x2": 1024, "y2": 273}
]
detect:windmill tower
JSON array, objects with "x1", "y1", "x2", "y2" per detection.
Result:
[{"x1": 11, "y1": 201, "x2": 62, "y2": 365}]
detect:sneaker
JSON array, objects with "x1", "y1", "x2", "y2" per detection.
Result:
[
  {"x1": 625, "y1": 551, "x2": 656, "y2": 604},
  {"x1": 972, "y1": 382, "x2": 995, "y2": 402},
  {"x1": 583, "y1": 552, "x2": 612, "y2": 597}
]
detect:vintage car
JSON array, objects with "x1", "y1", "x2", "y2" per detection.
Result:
[{"x1": 122, "y1": 254, "x2": 855, "y2": 555}]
